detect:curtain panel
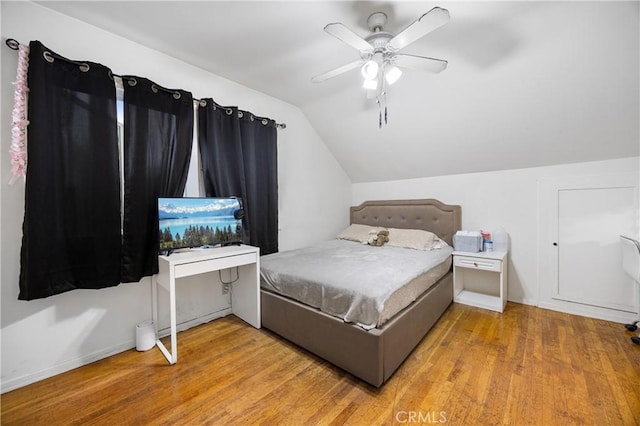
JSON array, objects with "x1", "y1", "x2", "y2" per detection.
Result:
[
  {"x1": 197, "y1": 101, "x2": 278, "y2": 255},
  {"x1": 121, "y1": 77, "x2": 193, "y2": 282},
  {"x1": 17, "y1": 41, "x2": 279, "y2": 298},
  {"x1": 19, "y1": 41, "x2": 121, "y2": 300}
]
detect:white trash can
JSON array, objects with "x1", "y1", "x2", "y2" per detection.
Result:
[{"x1": 136, "y1": 320, "x2": 155, "y2": 351}]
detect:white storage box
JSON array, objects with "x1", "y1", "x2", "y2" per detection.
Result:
[
  {"x1": 136, "y1": 320, "x2": 155, "y2": 351},
  {"x1": 453, "y1": 231, "x2": 483, "y2": 253}
]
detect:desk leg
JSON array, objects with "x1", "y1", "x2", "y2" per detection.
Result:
[
  {"x1": 152, "y1": 276, "x2": 159, "y2": 342},
  {"x1": 168, "y1": 276, "x2": 177, "y2": 363},
  {"x1": 153, "y1": 275, "x2": 178, "y2": 365},
  {"x1": 231, "y1": 262, "x2": 261, "y2": 329}
]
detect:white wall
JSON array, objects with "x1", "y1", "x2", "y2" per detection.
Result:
[
  {"x1": 0, "y1": 1, "x2": 351, "y2": 392},
  {"x1": 353, "y1": 157, "x2": 639, "y2": 306}
]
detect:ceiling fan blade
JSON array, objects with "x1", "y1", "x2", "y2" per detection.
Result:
[
  {"x1": 311, "y1": 60, "x2": 363, "y2": 83},
  {"x1": 394, "y1": 53, "x2": 448, "y2": 73},
  {"x1": 324, "y1": 23, "x2": 373, "y2": 52},
  {"x1": 387, "y1": 7, "x2": 450, "y2": 51}
]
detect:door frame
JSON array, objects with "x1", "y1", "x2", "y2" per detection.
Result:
[{"x1": 537, "y1": 172, "x2": 638, "y2": 323}]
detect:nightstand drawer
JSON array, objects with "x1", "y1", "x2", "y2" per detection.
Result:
[{"x1": 454, "y1": 256, "x2": 502, "y2": 272}]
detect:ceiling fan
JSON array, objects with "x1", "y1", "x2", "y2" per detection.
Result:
[
  {"x1": 312, "y1": 7, "x2": 450, "y2": 126},
  {"x1": 312, "y1": 7, "x2": 450, "y2": 85}
]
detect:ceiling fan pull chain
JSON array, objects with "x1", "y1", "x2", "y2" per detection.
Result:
[
  {"x1": 383, "y1": 89, "x2": 388, "y2": 125},
  {"x1": 380, "y1": 90, "x2": 387, "y2": 126}
]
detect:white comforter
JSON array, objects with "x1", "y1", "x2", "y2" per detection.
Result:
[{"x1": 260, "y1": 239, "x2": 453, "y2": 330}]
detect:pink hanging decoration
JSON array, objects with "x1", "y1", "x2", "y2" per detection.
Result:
[{"x1": 9, "y1": 43, "x2": 30, "y2": 184}]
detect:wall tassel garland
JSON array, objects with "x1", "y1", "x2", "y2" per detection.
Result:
[{"x1": 9, "y1": 43, "x2": 30, "y2": 184}]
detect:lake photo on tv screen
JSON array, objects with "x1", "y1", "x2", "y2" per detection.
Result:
[{"x1": 158, "y1": 197, "x2": 243, "y2": 251}]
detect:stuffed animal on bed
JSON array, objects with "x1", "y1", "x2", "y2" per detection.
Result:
[
  {"x1": 367, "y1": 229, "x2": 389, "y2": 246},
  {"x1": 377, "y1": 229, "x2": 389, "y2": 245}
]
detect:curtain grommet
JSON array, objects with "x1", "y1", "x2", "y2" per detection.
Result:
[
  {"x1": 238, "y1": 111, "x2": 244, "y2": 118},
  {"x1": 108, "y1": 70, "x2": 114, "y2": 80},
  {"x1": 226, "y1": 108, "x2": 233, "y2": 115},
  {"x1": 151, "y1": 84, "x2": 158, "y2": 93},
  {"x1": 262, "y1": 119, "x2": 268, "y2": 125},
  {"x1": 127, "y1": 78, "x2": 137, "y2": 87},
  {"x1": 43, "y1": 51, "x2": 54, "y2": 63},
  {"x1": 250, "y1": 115, "x2": 255, "y2": 121},
  {"x1": 5, "y1": 38, "x2": 20, "y2": 50},
  {"x1": 79, "y1": 63, "x2": 90, "y2": 73},
  {"x1": 173, "y1": 91, "x2": 181, "y2": 100},
  {"x1": 199, "y1": 99, "x2": 207, "y2": 107}
]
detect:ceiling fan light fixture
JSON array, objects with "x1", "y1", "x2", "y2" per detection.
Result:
[
  {"x1": 314, "y1": 7, "x2": 450, "y2": 127},
  {"x1": 362, "y1": 78, "x2": 378, "y2": 90},
  {"x1": 385, "y1": 65, "x2": 402, "y2": 85},
  {"x1": 361, "y1": 60, "x2": 379, "y2": 80}
]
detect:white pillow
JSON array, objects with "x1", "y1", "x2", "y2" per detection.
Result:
[
  {"x1": 386, "y1": 228, "x2": 439, "y2": 251},
  {"x1": 337, "y1": 224, "x2": 387, "y2": 244},
  {"x1": 432, "y1": 237, "x2": 449, "y2": 250}
]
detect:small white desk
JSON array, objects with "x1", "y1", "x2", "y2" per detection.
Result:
[
  {"x1": 152, "y1": 245, "x2": 261, "y2": 364},
  {"x1": 453, "y1": 250, "x2": 508, "y2": 313}
]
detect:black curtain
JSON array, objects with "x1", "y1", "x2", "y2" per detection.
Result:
[
  {"x1": 197, "y1": 101, "x2": 278, "y2": 255},
  {"x1": 121, "y1": 77, "x2": 193, "y2": 282},
  {"x1": 19, "y1": 41, "x2": 121, "y2": 300}
]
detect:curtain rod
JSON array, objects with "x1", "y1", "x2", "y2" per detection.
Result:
[{"x1": 5, "y1": 38, "x2": 286, "y2": 129}]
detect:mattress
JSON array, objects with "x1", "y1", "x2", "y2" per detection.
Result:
[{"x1": 260, "y1": 239, "x2": 453, "y2": 330}]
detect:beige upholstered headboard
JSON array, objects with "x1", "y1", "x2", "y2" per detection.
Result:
[{"x1": 350, "y1": 199, "x2": 461, "y2": 246}]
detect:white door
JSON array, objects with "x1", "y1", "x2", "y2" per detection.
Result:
[{"x1": 538, "y1": 173, "x2": 638, "y2": 323}]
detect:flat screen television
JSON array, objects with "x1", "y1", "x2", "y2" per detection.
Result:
[{"x1": 158, "y1": 197, "x2": 244, "y2": 254}]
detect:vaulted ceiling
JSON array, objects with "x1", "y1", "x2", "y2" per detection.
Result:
[{"x1": 37, "y1": 1, "x2": 639, "y2": 183}]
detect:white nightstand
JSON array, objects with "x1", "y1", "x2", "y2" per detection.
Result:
[{"x1": 452, "y1": 250, "x2": 508, "y2": 313}]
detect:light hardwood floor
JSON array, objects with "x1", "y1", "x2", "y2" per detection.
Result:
[{"x1": 2, "y1": 302, "x2": 639, "y2": 425}]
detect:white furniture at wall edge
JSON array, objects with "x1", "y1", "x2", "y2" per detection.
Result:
[
  {"x1": 152, "y1": 244, "x2": 261, "y2": 364},
  {"x1": 453, "y1": 250, "x2": 508, "y2": 313},
  {"x1": 620, "y1": 235, "x2": 640, "y2": 344}
]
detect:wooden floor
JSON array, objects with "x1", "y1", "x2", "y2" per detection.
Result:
[{"x1": 2, "y1": 302, "x2": 639, "y2": 425}]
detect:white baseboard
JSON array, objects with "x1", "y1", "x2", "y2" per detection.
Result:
[
  {"x1": 507, "y1": 296, "x2": 537, "y2": 306},
  {"x1": 508, "y1": 297, "x2": 637, "y2": 324},
  {"x1": 1, "y1": 340, "x2": 135, "y2": 394},
  {"x1": 1, "y1": 308, "x2": 233, "y2": 394},
  {"x1": 156, "y1": 308, "x2": 232, "y2": 337},
  {"x1": 538, "y1": 300, "x2": 637, "y2": 324}
]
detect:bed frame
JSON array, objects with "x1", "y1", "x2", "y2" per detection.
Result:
[{"x1": 260, "y1": 199, "x2": 462, "y2": 387}]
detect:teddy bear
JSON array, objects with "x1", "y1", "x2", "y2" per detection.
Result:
[
  {"x1": 377, "y1": 229, "x2": 389, "y2": 245},
  {"x1": 367, "y1": 229, "x2": 389, "y2": 246}
]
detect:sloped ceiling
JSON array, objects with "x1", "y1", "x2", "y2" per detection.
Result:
[{"x1": 37, "y1": 1, "x2": 639, "y2": 183}]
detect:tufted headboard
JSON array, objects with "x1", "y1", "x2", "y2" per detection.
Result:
[{"x1": 350, "y1": 199, "x2": 461, "y2": 246}]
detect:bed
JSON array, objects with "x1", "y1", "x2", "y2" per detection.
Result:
[{"x1": 260, "y1": 199, "x2": 462, "y2": 387}]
